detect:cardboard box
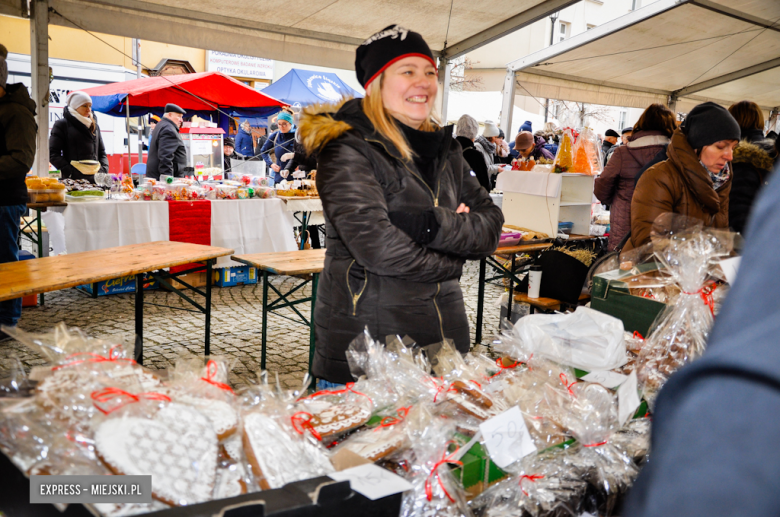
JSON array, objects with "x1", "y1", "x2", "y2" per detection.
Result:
[
  {"x1": 161, "y1": 271, "x2": 213, "y2": 291},
  {"x1": 215, "y1": 265, "x2": 258, "y2": 287},
  {"x1": 79, "y1": 273, "x2": 158, "y2": 296},
  {"x1": 591, "y1": 263, "x2": 666, "y2": 336}
]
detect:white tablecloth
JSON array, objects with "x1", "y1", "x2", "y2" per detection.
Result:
[
  {"x1": 280, "y1": 197, "x2": 325, "y2": 227},
  {"x1": 210, "y1": 199, "x2": 297, "y2": 267},
  {"x1": 63, "y1": 199, "x2": 297, "y2": 268}
]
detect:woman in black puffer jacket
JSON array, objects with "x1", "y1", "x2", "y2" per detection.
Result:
[
  {"x1": 728, "y1": 101, "x2": 778, "y2": 234},
  {"x1": 299, "y1": 25, "x2": 504, "y2": 386},
  {"x1": 49, "y1": 91, "x2": 108, "y2": 182}
]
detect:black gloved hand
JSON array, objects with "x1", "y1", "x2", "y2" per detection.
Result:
[{"x1": 388, "y1": 209, "x2": 439, "y2": 245}]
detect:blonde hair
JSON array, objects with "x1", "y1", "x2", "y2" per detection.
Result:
[{"x1": 362, "y1": 75, "x2": 439, "y2": 161}]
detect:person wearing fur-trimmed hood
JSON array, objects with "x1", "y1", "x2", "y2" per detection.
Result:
[
  {"x1": 727, "y1": 101, "x2": 778, "y2": 235},
  {"x1": 298, "y1": 25, "x2": 503, "y2": 386}
]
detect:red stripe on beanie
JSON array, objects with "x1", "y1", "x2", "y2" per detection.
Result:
[{"x1": 364, "y1": 53, "x2": 438, "y2": 90}]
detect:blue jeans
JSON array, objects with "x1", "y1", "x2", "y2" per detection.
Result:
[
  {"x1": 0, "y1": 204, "x2": 26, "y2": 327},
  {"x1": 316, "y1": 379, "x2": 346, "y2": 391}
]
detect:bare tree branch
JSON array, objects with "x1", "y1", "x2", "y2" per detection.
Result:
[{"x1": 450, "y1": 57, "x2": 483, "y2": 92}]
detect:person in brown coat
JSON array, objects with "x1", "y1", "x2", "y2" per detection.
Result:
[
  {"x1": 594, "y1": 104, "x2": 675, "y2": 251},
  {"x1": 626, "y1": 102, "x2": 741, "y2": 251}
]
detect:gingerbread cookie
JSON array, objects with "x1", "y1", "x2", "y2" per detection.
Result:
[
  {"x1": 451, "y1": 381, "x2": 493, "y2": 408},
  {"x1": 446, "y1": 392, "x2": 501, "y2": 421},
  {"x1": 308, "y1": 403, "x2": 371, "y2": 438},
  {"x1": 242, "y1": 412, "x2": 333, "y2": 490},
  {"x1": 94, "y1": 403, "x2": 218, "y2": 506},
  {"x1": 342, "y1": 428, "x2": 405, "y2": 462},
  {"x1": 214, "y1": 464, "x2": 248, "y2": 499}
]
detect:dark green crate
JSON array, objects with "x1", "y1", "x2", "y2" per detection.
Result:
[{"x1": 591, "y1": 264, "x2": 667, "y2": 336}]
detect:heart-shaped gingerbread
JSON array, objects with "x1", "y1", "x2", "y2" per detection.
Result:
[{"x1": 94, "y1": 403, "x2": 217, "y2": 506}]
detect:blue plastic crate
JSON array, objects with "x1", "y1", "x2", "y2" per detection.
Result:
[
  {"x1": 214, "y1": 265, "x2": 258, "y2": 287},
  {"x1": 78, "y1": 273, "x2": 158, "y2": 296}
]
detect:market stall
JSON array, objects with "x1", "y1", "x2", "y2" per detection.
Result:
[
  {"x1": 64, "y1": 198, "x2": 297, "y2": 268},
  {"x1": 259, "y1": 68, "x2": 363, "y2": 106}
]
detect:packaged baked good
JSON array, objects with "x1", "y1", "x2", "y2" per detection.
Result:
[
  {"x1": 91, "y1": 388, "x2": 219, "y2": 506},
  {"x1": 636, "y1": 214, "x2": 736, "y2": 404}
]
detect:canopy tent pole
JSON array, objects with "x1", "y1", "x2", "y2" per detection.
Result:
[
  {"x1": 126, "y1": 96, "x2": 131, "y2": 176},
  {"x1": 134, "y1": 38, "x2": 144, "y2": 168},
  {"x1": 437, "y1": 57, "x2": 451, "y2": 125},
  {"x1": 29, "y1": 0, "x2": 49, "y2": 177},
  {"x1": 499, "y1": 69, "x2": 516, "y2": 138}
]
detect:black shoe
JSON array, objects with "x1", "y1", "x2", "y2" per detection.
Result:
[{"x1": 0, "y1": 328, "x2": 15, "y2": 341}]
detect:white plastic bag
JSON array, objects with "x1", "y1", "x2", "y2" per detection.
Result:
[{"x1": 512, "y1": 307, "x2": 626, "y2": 371}]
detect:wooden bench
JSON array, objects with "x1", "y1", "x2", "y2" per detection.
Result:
[
  {"x1": 514, "y1": 292, "x2": 591, "y2": 314},
  {"x1": 232, "y1": 249, "x2": 326, "y2": 375},
  {"x1": 0, "y1": 241, "x2": 233, "y2": 363},
  {"x1": 475, "y1": 234, "x2": 600, "y2": 343}
]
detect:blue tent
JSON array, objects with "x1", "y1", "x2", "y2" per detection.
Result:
[{"x1": 261, "y1": 69, "x2": 362, "y2": 106}]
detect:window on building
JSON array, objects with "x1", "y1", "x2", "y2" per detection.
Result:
[
  {"x1": 618, "y1": 110, "x2": 627, "y2": 131},
  {"x1": 559, "y1": 22, "x2": 570, "y2": 42}
]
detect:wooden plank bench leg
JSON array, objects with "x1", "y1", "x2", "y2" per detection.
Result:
[
  {"x1": 261, "y1": 270, "x2": 269, "y2": 370},
  {"x1": 308, "y1": 272, "x2": 318, "y2": 382}
]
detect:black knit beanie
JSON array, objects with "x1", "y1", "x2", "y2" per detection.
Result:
[
  {"x1": 682, "y1": 102, "x2": 741, "y2": 149},
  {"x1": 355, "y1": 25, "x2": 436, "y2": 89}
]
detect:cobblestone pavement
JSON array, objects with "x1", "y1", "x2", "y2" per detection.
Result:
[{"x1": 0, "y1": 261, "x2": 509, "y2": 391}]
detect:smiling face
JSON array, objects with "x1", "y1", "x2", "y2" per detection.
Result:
[
  {"x1": 699, "y1": 140, "x2": 738, "y2": 174},
  {"x1": 379, "y1": 56, "x2": 438, "y2": 130}
]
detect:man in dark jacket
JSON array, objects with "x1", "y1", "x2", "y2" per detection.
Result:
[
  {"x1": 146, "y1": 103, "x2": 187, "y2": 180},
  {"x1": 602, "y1": 128, "x2": 619, "y2": 161},
  {"x1": 624, "y1": 162, "x2": 780, "y2": 517},
  {"x1": 455, "y1": 114, "x2": 491, "y2": 192},
  {"x1": 222, "y1": 137, "x2": 237, "y2": 174},
  {"x1": 0, "y1": 44, "x2": 37, "y2": 337}
]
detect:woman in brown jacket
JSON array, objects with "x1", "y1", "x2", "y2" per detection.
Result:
[
  {"x1": 627, "y1": 102, "x2": 740, "y2": 250},
  {"x1": 594, "y1": 104, "x2": 675, "y2": 251}
]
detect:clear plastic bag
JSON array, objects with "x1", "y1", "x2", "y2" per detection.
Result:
[
  {"x1": 399, "y1": 415, "x2": 473, "y2": 517},
  {"x1": 510, "y1": 307, "x2": 627, "y2": 371},
  {"x1": 570, "y1": 127, "x2": 603, "y2": 175},
  {"x1": 636, "y1": 214, "x2": 737, "y2": 404}
]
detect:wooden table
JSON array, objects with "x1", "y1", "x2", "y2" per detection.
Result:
[
  {"x1": 0, "y1": 241, "x2": 233, "y2": 363},
  {"x1": 232, "y1": 249, "x2": 326, "y2": 375},
  {"x1": 475, "y1": 234, "x2": 604, "y2": 344},
  {"x1": 22, "y1": 201, "x2": 68, "y2": 305}
]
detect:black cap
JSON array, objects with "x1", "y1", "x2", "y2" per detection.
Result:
[
  {"x1": 355, "y1": 25, "x2": 436, "y2": 89},
  {"x1": 622, "y1": 126, "x2": 633, "y2": 134},
  {"x1": 682, "y1": 102, "x2": 741, "y2": 149},
  {"x1": 164, "y1": 103, "x2": 186, "y2": 115},
  {"x1": 224, "y1": 137, "x2": 235, "y2": 148},
  {"x1": 605, "y1": 129, "x2": 620, "y2": 138}
]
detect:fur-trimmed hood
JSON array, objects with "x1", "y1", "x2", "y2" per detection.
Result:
[
  {"x1": 298, "y1": 98, "x2": 360, "y2": 157},
  {"x1": 733, "y1": 139, "x2": 776, "y2": 171}
]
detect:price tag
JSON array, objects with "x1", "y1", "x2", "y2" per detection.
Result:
[
  {"x1": 581, "y1": 370, "x2": 629, "y2": 389},
  {"x1": 328, "y1": 464, "x2": 413, "y2": 501},
  {"x1": 617, "y1": 371, "x2": 641, "y2": 426},
  {"x1": 719, "y1": 256, "x2": 741, "y2": 285},
  {"x1": 479, "y1": 406, "x2": 537, "y2": 469}
]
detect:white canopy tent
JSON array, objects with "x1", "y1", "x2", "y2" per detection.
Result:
[
  {"x1": 499, "y1": 0, "x2": 780, "y2": 134},
  {"x1": 2, "y1": 0, "x2": 585, "y2": 174}
]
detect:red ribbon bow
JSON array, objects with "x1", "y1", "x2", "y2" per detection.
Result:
[
  {"x1": 424, "y1": 443, "x2": 463, "y2": 503},
  {"x1": 291, "y1": 411, "x2": 323, "y2": 441},
  {"x1": 200, "y1": 360, "x2": 234, "y2": 393},
  {"x1": 301, "y1": 382, "x2": 373, "y2": 405},
  {"x1": 519, "y1": 474, "x2": 545, "y2": 496},
  {"x1": 682, "y1": 283, "x2": 718, "y2": 316},
  {"x1": 53, "y1": 344, "x2": 136, "y2": 371},
  {"x1": 632, "y1": 331, "x2": 645, "y2": 341},
  {"x1": 559, "y1": 373, "x2": 578, "y2": 396},
  {"x1": 375, "y1": 406, "x2": 412, "y2": 431},
  {"x1": 91, "y1": 387, "x2": 171, "y2": 415},
  {"x1": 583, "y1": 440, "x2": 608, "y2": 448}
]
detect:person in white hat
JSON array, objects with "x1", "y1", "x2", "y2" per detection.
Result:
[{"x1": 49, "y1": 91, "x2": 108, "y2": 182}]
